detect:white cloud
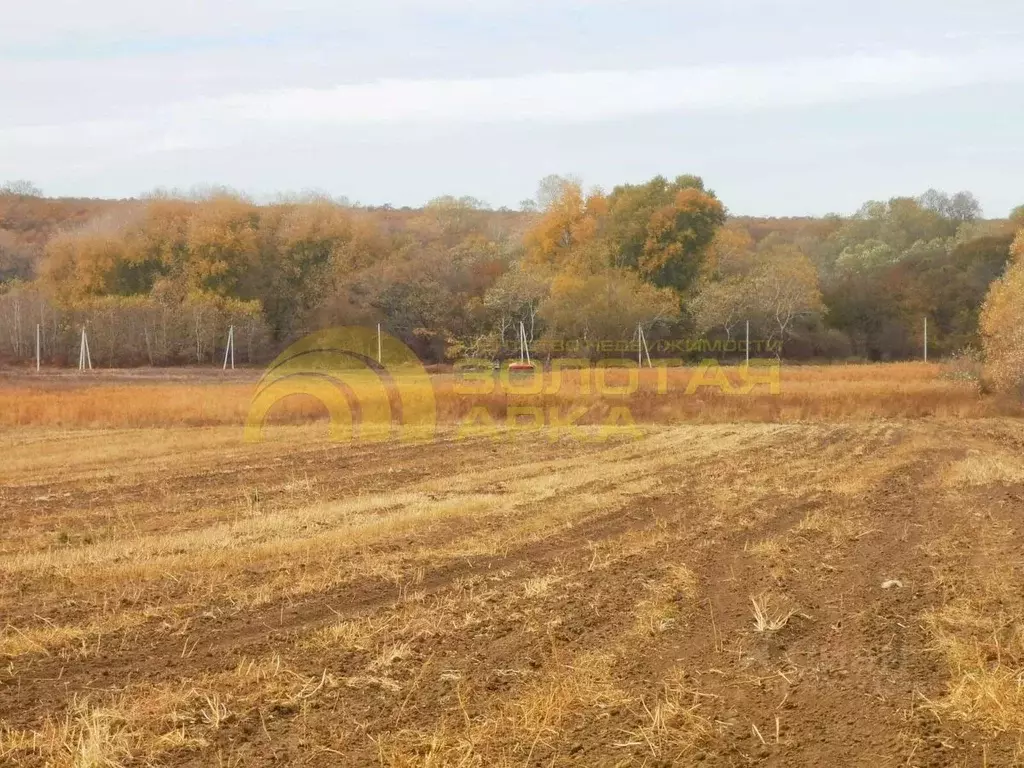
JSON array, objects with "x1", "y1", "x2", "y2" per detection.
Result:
[
  {"x1": 209, "y1": 48, "x2": 1023, "y2": 124},
  {"x1": 2, "y1": 46, "x2": 1021, "y2": 162}
]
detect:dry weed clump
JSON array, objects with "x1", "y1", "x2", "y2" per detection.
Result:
[
  {"x1": 750, "y1": 593, "x2": 796, "y2": 633},
  {"x1": 925, "y1": 597, "x2": 1024, "y2": 736}
]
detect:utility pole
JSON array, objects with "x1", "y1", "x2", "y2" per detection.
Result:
[
  {"x1": 78, "y1": 327, "x2": 92, "y2": 371},
  {"x1": 222, "y1": 325, "x2": 235, "y2": 370}
]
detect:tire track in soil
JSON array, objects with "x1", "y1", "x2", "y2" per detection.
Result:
[
  {"x1": 0, "y1": 479, "x2": 672, "y2": 732},
  {"x1": 629, "y1": 430, "x2": 1004, "y2": 766}
]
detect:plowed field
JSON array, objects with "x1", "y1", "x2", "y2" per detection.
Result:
[{"x1": 3, "y1": 401, "x2": 1024, "y2": 765}]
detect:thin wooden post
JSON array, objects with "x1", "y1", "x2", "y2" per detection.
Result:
[
  {"x1": 35, "y1": 323, "x2": 40, "y2": 372},
  {"x1": 377, "y1": 323, "x2": 382, "y2": 364},
  {"x1": 637, "y1": 324, "x2": 652, "y2": 368},
  {"x1": 519, "y1": 321, "x2": 531, "y2": 365}
]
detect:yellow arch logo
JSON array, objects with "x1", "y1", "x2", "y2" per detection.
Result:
[{"x1": 244, "y1": 327, "x2": 436, "y2": 443}]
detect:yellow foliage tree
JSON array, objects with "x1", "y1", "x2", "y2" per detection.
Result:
[
  {"x1": 702, "y1": 226, "x2": 756, "y2": 279},
  {"x1": 980, "y1": 232, "x2": 1024, "y2": 395},
  {"x1": 41, "y1": 229, "x2": 130, "y2": 301},
  {"x1": 185, "y1": 196, "x2": 260, "y2": 295},
  {"x1": 523, "y1": 181, "x2": 606, "y2": 269},
  {"x1": 539, "y1": 267, "x2": 679, "y2": 346}
]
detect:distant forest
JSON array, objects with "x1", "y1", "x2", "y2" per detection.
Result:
[{"x1": 0, "y1": 176, "x2": 1022, "y2": 367}]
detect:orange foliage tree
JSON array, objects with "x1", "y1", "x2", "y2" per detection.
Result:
[
  {"x1": 523, "y1": 180, "x2": 607, "y2": 270},
  {"x1": 980, "y1": 232, "x2": 1024, "y2": 395}
]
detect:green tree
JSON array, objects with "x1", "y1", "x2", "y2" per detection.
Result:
[
  {"x1": 256, "y1": 202, "x2": 354, "y2": 338},
  {"x1": 918, "y1": 189, "x2": 981, "y2": 224},
  {"x1": 604, "y1": 175, "x2": 725, "y2": 294}
]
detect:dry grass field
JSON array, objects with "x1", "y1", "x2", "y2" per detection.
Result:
[{"x1": 2, "y1": 362, "x2": 1024, "y2": 766}]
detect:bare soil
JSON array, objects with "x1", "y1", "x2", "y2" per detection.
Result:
[{"x1": 2, "y1": 419, "x2": 1023, "y2": 765}]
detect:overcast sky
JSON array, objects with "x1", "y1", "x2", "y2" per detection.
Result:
[{"x1": 3, "y1": 1, "x2": 1023, "y2": 215}]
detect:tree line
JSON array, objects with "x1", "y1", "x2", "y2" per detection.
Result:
[{"x1": 0, "y1": 178, "x2": 1022, "y2": 386}]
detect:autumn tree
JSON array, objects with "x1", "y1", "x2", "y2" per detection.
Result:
[
  {"x1": 539, "y1": 267, "x2": 679, "y2": 351},
  {"x1": 0, "y1": 228, "x2": 34, "y2": 281},
  {"x1": 0, "y1": 280, "x2": 54, "y2": 359},
  {"x1": 693, "y1": 241, "x2": 823, "y2": 356},
  {"x1": 535, "y1": 175, "x2": 580, "y2": 211},
  {"x1": 41, "y1": 228, "x2": 132, "y2": 301},
  {"x1": 17, "y1": 178, "x2": 1018, "y2": 367},
  {"x1": 917, "y1": 189, "x2": 981, "y2": 224},
  {"x1": 523, "y1": 180, "x2": 606, "y2": 269},
  {"x1": 691, "y1": 278, "x2": 755, "y2": 342},
  {"x1": 751, "y1": 245, "x2": 825, "y2": 356},
  {"x1": 691, "y1": 227, "x2": 758, "y2": 340},
  {"x1": 980, "y1": 232, "x2": 1024, "y2": 395},
  {"x1": 125, "y1": 198, "x2": 192, "y2": 287},
  {"x1": 892, "y1": 233, "x2": 1015, "y2": 354},
  {"x1": 604, "y1": 175, "x2": 725, "y2": 295},
  {"x1": 702, "y1": 226, "x2": 757, "y2": 279},
  {"x1": 184, "y1": 196, "x2": 260, "y2": 297},
  {"x1": 483, "y1": 264, "x2": 548, "y2": 348},
  {"x1": 829, "y1": 191, "x2": 979, "y2": 274},
  {"x1": 256, "y1": 202, "x2": 355, "y2": 338},
  {"x1": 422, "y1": 196, "x2": 486, "y2": 240}
]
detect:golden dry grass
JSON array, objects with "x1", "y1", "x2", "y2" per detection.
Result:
[{"x1": 0, "y1": 361, "x2": 1018, "y2": 430}]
